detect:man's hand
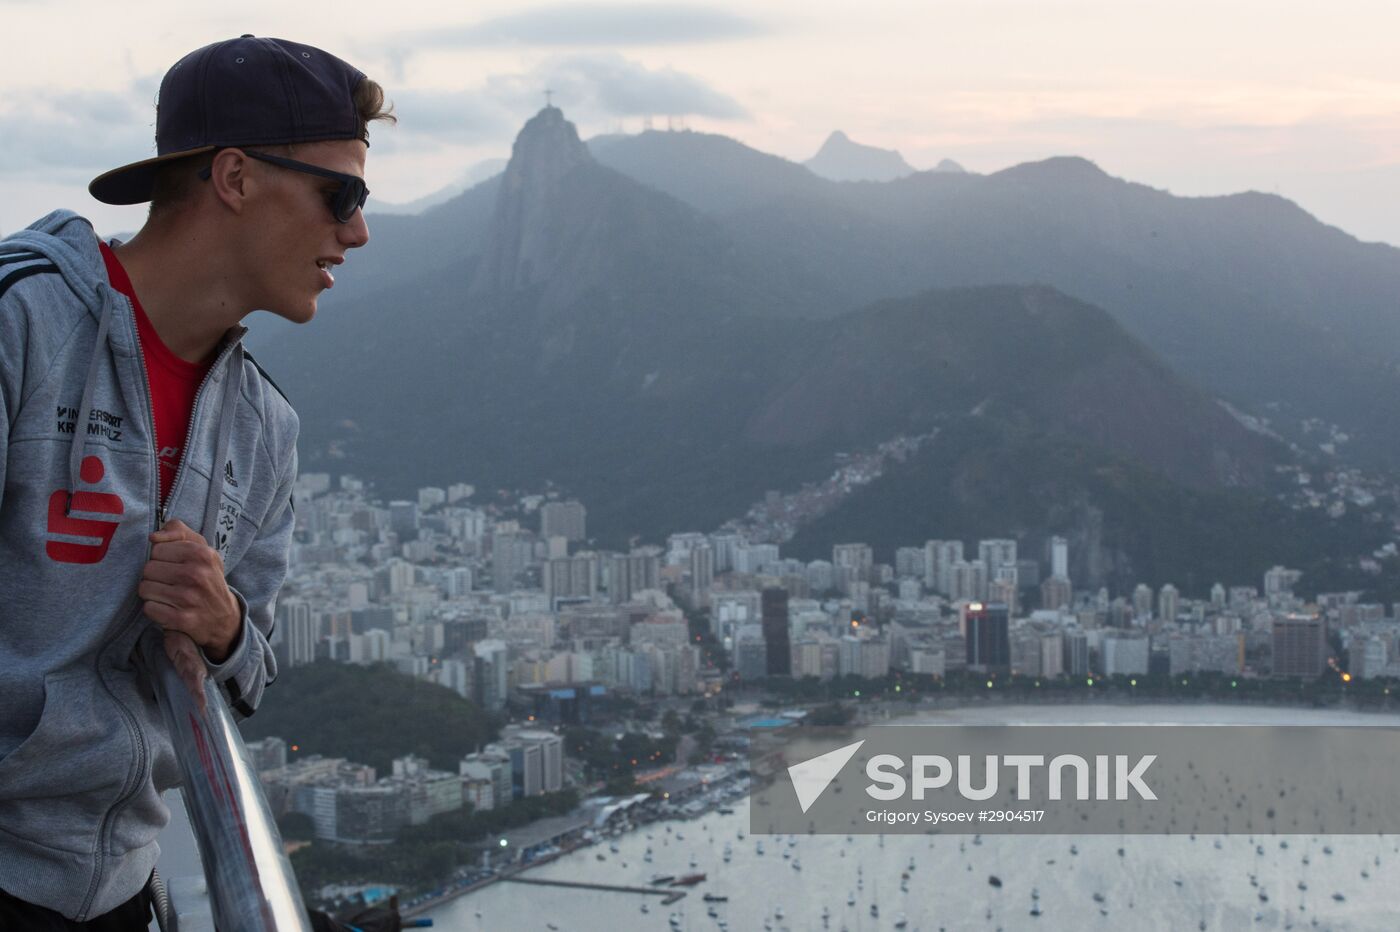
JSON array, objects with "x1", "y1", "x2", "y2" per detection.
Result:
[{"x1": 140, "y1": 518, "x2": 242, "y2": 663}]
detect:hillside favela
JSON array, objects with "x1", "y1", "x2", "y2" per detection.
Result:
[{"x1": 132, "y1": 99, "x2": 1400, "y2": 931}]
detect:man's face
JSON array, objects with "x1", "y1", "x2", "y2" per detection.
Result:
[{"x1": 242, "y1": 139, "x2": 370, "y2": 324}]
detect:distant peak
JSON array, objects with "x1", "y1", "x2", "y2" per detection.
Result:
[
  {"x1": 997, "y1": 155, "x2": 1109, "y2": 182},
  {"x1": 806, "y1": 130, "x2": 914, "y2": 183},
  {"x1": 933, "y1": 158, "x2": 966, "y2": 174},
  {"x1": 504, "y1": 106, "x2": 592, "y2": 188}
]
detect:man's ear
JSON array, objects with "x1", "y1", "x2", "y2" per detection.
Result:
[{"x1": 208, "y1": 149, "x2": 250, "y2": 216}]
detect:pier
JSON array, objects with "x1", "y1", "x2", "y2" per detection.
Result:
[{"x1": 504, "y1": 877, "x2": 689, "y2": 904}]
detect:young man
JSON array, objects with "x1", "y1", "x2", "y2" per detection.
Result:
[{"x1": 0, "y1": 36, "x2": 391, "y2": 927}]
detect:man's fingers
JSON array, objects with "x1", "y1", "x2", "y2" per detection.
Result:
[
  {"x1": 143, "y1": 599, "x2": 192, "y2": 633},
  {"x1": 148, "y1": 539, "x2": 217, "y2": 566},
  {"x1": 138, "y1": 578, "x2": 184, "y2": 606},
  {"x1": 149, "y1": 518, "x2": 204, "y2": 545},
  {"x1": 140, "y1": 559, "x2": 190, "y2": 584}
]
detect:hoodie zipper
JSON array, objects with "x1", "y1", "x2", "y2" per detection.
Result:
[
  {"x1": 80, "y1": 301, "x2": 238, "y2": 918},
  {"x1": 158, "y1": 334, "x2": 239, "y2": 525}
]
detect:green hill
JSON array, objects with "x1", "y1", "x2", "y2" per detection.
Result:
[
  {"x1": 239, "y1": 661, "x2": 497, "y2": 775},
  {"x1": 787, "y1": 416, "x2": 1385, "y2": 595}
]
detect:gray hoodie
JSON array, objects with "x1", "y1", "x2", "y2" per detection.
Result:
[{"x1": 0, "y1": 210, "x2": 295, "y2": 919}]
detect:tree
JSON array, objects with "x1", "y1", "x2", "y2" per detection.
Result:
[{"x1": 277, "y1": 811, "x2": 317, "y2": 841}]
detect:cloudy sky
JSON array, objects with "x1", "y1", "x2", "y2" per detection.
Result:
[{"x1": 4, "y1": 0, "x2": 1400, "y2": 245}]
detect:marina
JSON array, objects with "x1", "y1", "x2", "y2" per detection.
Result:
[{"x1": 423, "y1": 704, "x2": 1400, "y2": 930}]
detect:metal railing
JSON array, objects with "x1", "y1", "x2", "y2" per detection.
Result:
[{"x1": 140, "y1": 629, "x2": 311, "y2": 932}]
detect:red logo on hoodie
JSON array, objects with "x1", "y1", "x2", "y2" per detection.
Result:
[{"x1": 46, "y1": 456, "x2": 124, "y2": 564}]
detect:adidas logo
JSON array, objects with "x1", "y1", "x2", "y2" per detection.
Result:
[{"x1": 223, "y1": 460, "x2": 239, "y2": 488}]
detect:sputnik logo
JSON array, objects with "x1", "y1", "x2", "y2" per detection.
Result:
[
  {"x1": 788, "y1": 740, "x2": 865, "y2": 813},
  {"x1": 46, "y1": 455, "x2": 124, "y2": 564}
]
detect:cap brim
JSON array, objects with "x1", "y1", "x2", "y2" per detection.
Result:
[{"x1": 88, "y1": 146, "x2": 217, "y2": 205}]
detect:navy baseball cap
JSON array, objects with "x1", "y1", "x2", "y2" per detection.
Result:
[{"x1": 90, "y1": 35, "x2": 367, "y2": 205}]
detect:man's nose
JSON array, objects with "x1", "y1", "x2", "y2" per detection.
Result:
[{"x1": 340, "y1": 208, "x2": 370, "y2": 249}]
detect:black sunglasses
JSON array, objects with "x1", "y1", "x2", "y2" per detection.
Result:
[{"x1": 198, "y1": 151, "x2": 369, "y2": 223}]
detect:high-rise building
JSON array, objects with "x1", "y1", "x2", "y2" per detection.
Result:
[
  {"x1": 1011, "y1": 635, "x2": 1042, "y2": 676},
  {"x1": 492, "y1": 529, "x2": 536, "y2": 593},
  {"x1": 1263, "y1": 566, "x2": 1303, "y2": 604},
  {"x1": 1041, "y1": 575, "x2": 1072, "y2": 612},
  {"x1": 894, "y1": 547, "x2": 926, "y2": 580},
  {"x1": 666, "y1": 532, "x2": 708, "y2": 565},
  {"x1": 909, "y1": 646, "x2": 946, "y2": 677},
  {"x1": 978, "y1": 539, "x2": 1017, "y2": 575},
  {"x1": 388, "y1": 500, "x2": 420, "y2": 540},
  {"x1": 607, "y1": 549, "x2": 661, "y2": 603},
  {"x1": 361, "y1": 628, "x2": 392, "y2": 663},
  {"x1": 544, "y1": 552, "x2": 598, "y2": 603},
  {"x1": 439, "y1": 658, "x2": 473, "y2": 699},
  {"x1": 703, "y1": 532, "x2": 738, "y2": 573},
  {"x1": 1272, "y1": 615, "x2": 1327, "y2": 677},
  {"x1": 384, "y1": 558, "x2": 416, "y2": 595},
  {"x1": 1040, "y1": 634, "x2": 1065, "y2": 678},
  {"x1": 502, "y1": 730, "x2": 563, "y2": 797},
  {"x1": 762, "y1": 588, "x2": 791, "y2": 676},
  {"x1": 925, "y1": 540, "x2": 964, "y2": 595},
  {"x1": 1101, "y1": 633, "x2": 1150, "y2": 676},
  {"x1": 734, "y1": 543, "x2": 780, "y2": 575},
  {"x1": 540, "y1": 500, "x2": 587, "y2": 541},
  {"x1": 1050, "y1": 536, "x2": 1069, "y2": 580},
  {"x1": 1351, "y1": 637, "x2": 1389, "y2": 679},
  {"x1": 837, "y1": 634, "x2": 890, "y2": 678},
  {"x1": 690, "y1": 544, "x2": 715, "y2": 606},
  {"x1": 964, "y1": 603, "x2": 1010, "y2": 673},
  {"x1": 1062, "y1": 631, "x2": 1090, "y2": 676},
  {"x1": 712, "y1": 590, "x2": 761, "y2": 642},
  {"x1": 832, "y1": 544, "x2": 874, "y2": 581},
  {"x1": 805, "y1": 560, "x2": 835, "y2": 594},
  {"x1": 733, "y1": 626, "x2": 768, "y2": 680},
  {"x1": 1168, "y1": 634, "x2": 1242, "y2": 675},
  {"x1": 473, "y1": 640, "x2": 510, "y2": 710},
  {"x1": 246, "y1": 737, "x2": 287, "y2": 772},
  {"x1": 277, "y1": 597, "x2": 317, "y2": 668},
  {"x1": 1158, "y1": 584, "x2": 1180, "y2": 625},
  {"x1": 1014, "y1": 559, "x2": 1041, "y2": 589},
  {"x1": 1131, "y1": 584, "x2": 1154, "y2": 621},
  {"x1": 949, "y1": 559, "x2": 988, "y2": 603}
]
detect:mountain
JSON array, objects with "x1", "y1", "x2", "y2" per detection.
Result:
[
  {"x1": 749, "y1": 285, "x2": 1280, "y2": 491},
  {"x1": 933, "y1": 158, "x2": 966, "y2": 173},
  {"x1": 804, "y1": 130, "x2": 916, "y2": 182},
  {"x1": 370, "y1": 158, "x2": 507, "y2": 216},
  {"x1": 784, "y1": 416, "x2": 1379, "y2": 593},
  {"x1": 588, "y1": 133, "x2": 1400, "y2": 466},
  {"x1": 242, "y1": 109, "x2": 1309, "y2": 591},
  {"x1": 589, "y1": 128, "x2": 828, "y2": 215}
]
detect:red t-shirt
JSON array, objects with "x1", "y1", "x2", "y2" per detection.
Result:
[{"x1": 99, "y1": 242, "x2": 215, "y2": 506}]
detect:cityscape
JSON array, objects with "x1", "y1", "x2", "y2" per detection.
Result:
[{"x1": 235, "y1": 466, "x2": 1400, "y2": 918}]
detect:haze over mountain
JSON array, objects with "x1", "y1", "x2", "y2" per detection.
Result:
[
  {"x1": 584, "y1": 130, "x2": 1400, "y2": 467},
  {"x1": 370, "y1": 159, "x2": 507, "y2": 216},
  {"x1": 236, "y1": 107, "x2": 1376, "y2": 590},
  {"x1": 803, "y1": 130, "x2": 916, "y2": 182}
]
